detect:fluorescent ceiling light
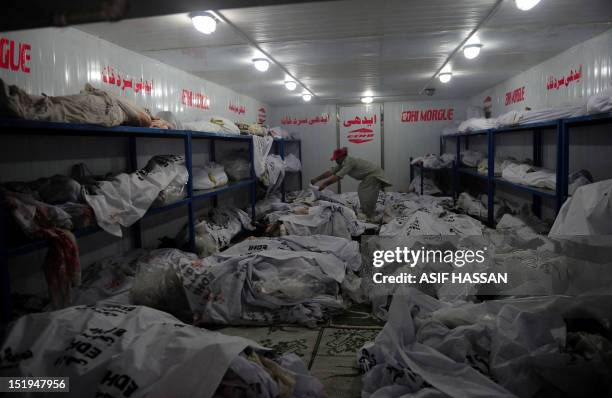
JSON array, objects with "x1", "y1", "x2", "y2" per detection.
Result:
[
  {"x1": 302, "y1": 93, "x2": 312, "y2": 102},
  {"x1": 361, "y1": 96, "x2": 373, "y2": 104},
  {"x1": 191, "y1": 12, "x2": 217, "y2": 34},
  {"x1": 515, "y1": 0, "x2": 541, "y2": 11},
  {"x1": 252, "y1": 58, "x2": 270, "y2": 72},
  {"x1": 284, "y1": 80, "x2": 297, "y2": 91}
]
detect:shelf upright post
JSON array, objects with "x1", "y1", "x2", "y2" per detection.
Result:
[
  {"x1": 0, "y1": 190, "x2": 11, "y2": 323},
  {"x1": 419, "y1": 164, "x2": 424, "y2": 195},
  {"x1": 298, "y1": 140, "x2": 303, "y2": 190},
  {"x1": 280, "y1": 140, "x2": 286, "y2": 202},
  {"x1": 409, "y1": 157, "x2": 414, "y2": 183},
  {"x1": 249, "y1": 137, "x2": 256, "y2": 219},
  {"x1": 127, "y1": 136, "x2": 143, "y2": 248},
  {"x1": 184, "y1": 133, "x2": 196, "y2": 252},
  {"x1": 487, "y1": 130, "x2": 495, "y2": 226},
  {"x1": 559, "y1": 119, "x2": 569, "y2": 212},
  {"x1": 452, "y1": 160, "x2": 458, "y2": 202},
  {"x1": 209, "y1": 140, "x2": 218, "y2": 207},
  {"x1": 455, "y1": 136, "x2": 461, "y2": 200},
  {"x1": 532, "y1": 129, "x2": 543, "y2": 218}
]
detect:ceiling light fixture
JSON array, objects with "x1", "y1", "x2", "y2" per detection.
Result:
[
  {"x1": 361, "y1": 96, "x2": 373, "y2": 104},
  {"x1": 302, "y1": 93, "x2": 312, "y2": 102},
  {"x1": 252, "y1": 58, "x2": 270, "y2": 72},
  {"x1": 463, "y1": 43, "x2": 483, "y2": 59},
  {"x1": 515, "y1": 0, "x2": 541, "y2": 11},
  {"x1": 284, "y1": 80, "x2": 297, "y2": 91},
  {"x1": 463, "y1": 35, "x2": 483, "y2": 59},
  {"x1": 438, "y1": 64, "x2": 453, "y2": 84},
  {"x1": 438, "y1": 73, "x2": 452, "y2": 83},
  {"x1": 190, "y1": 12, "x2": 217, "y2": 35}
]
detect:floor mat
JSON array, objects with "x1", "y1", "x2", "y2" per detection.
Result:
[
  {"x1": 330, "y1": 303, "x2": 384, "y2": 328},
  {"x1": 219, "y1": 325, "x2": 321, "y2": 365},
  {"x1": 218, "y1": 312, "x2": 383, "y2": 397},
  {"x1": 309, "y1": 327, "x2": 382, "y2": 398}
]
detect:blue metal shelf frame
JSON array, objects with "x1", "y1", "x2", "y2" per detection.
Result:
[
  {"x1": 439, "y1": 112, "x2": 612, "y2": 226},
  {"x1": 0, "y1": 118, "x2": 262, "y2": 322},
  {"x1": 409, "y1": 157, "x2": 456, "y2": 198},
  {"x1": 273, "y1": 138, "x2": 303, "y2": 202},
  {"x1": 561, "y1": 112, "x2": 612, "y2": 200}
]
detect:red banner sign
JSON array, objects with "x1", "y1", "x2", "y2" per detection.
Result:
[
  {"x1": 546, "y1": 65, "x2": 582, "y2": 91},
  {"x1": 342, "y1": 115, "x2": 377, "y2": 144},
  {"x1": 505, "y1": 86, "x2": 525, "y2": 106},
  {"x1": 101, "y1": 66, "x2": 153, "y2": 94},
  {"x1": 401, "y1": 108, "x2": 454, "y2": 123},
  {"x1": 347, "y1": 127, "x2": 374, "y2": 144},
  {"x1": 181, "y1": 89, "x2": 210, "y2": 110},
  {"x1": 281, "y1": 114, "x2": 330, "y2": 126},
  {"x1": 228, "y1": 102, "x2": 246, "y2": 115},
  {"x1": 0, "y1": 37, "x2": 31, "y2": 74}
]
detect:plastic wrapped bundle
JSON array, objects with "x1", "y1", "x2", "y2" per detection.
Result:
[
  {"x1": 221, "y1": 157, "x2": 251, "y2": 181},
  {"x1": 285, "y1": 153, "x2": 302, "y2": 172},
  {"x1": 155, "y1": 111, "x2": 182, "y2": 129},
  {"x1": 0, "y1": 304, "x2": 325, "y2": 397},
  {"x1": 211, "y1": 116, "x2": 240, "y2": 134},
  {"x1": 193, "y1": 163, "x2": 229, "y2": 190},
  {"x1": 183, "y1": 119, "x2": 222, "y2": 133}
]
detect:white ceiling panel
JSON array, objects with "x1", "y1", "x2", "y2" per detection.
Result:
[
  {"x1": 75, "y1": 0, "x2": 612, "y2": 106},
  {"x1": 221, "y1": 0, "x2": 497, "y2": 43},
  {"x1": 78, "y1": 13, "x2": 246, "y2": 51}
]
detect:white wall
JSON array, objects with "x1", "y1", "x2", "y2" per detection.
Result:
[
  {"x1": 470, "y1": 28, "x2": 612, "y2": 116},
  {"x1": 384, "y1": 100, "x2": 467, "y2": 191},
  {"x1": 269, "y1": 100, "x2": 467, "y2": 192},
  {"x1": 269, "y1": 104, "x2": 337, "y2": 191}
]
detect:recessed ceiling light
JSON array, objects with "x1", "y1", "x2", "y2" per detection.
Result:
[
  {"x1": 191, "y1": 12, "x2": 217, "y2": 35},
  {"x1": 515, "y1": 0, "x2": 541, "y2": 11},
  {"x1": 252, "y1": 58, "x2": 270, "y2": 72},
  {"x1": 302, "y1": 93, "x2": 312, "y2": 102},
  {"x1": 361, "y1": 96, "x2": 373, "y2": 104},
  {"x1": 284, "y1": 80, "x2": 297, "y2": 91}
]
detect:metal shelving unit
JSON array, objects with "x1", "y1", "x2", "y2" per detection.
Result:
[
  {"x1": 409, "y1": 158, "x2": 456, "y2": 197},
  {"x1": 440, "y1": 112, "x2": 612, "y2": 226},
  {"x1": 273, "y1": 138, "x2": 303, "y2": 201},
  {"x1": 0, "y1": 118, "x2": 262, "y2": 322}
]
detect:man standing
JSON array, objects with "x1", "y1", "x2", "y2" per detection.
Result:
[{"x1": 310, "y1": 147, "x2": 391, "y2": 220}]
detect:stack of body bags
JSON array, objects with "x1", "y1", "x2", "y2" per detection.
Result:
[
  {"x1": 71, "y1": 235, "x2": 362, "y2": 327},
  {"x1": 1, "y1": 304, "x2": 325, "y2": 397},
  {"x1": 3, "y1": 155, "x2": 188, "y2": 310},
  {"x1": 0, "y1": 78, "x2": 174, "y2": 129},
  {"x1": 183, "y1": 116, "x2": 241, "y2": 135}
]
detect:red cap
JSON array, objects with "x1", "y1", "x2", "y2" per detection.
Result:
[{"x1": 330, "y1": 147, "x2": 348, "y2": 161}]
